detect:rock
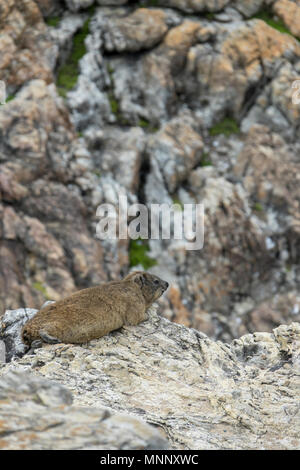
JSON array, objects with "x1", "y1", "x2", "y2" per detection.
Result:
[
  {"x1": 65, "y1": 0, "x2": 94, "y2": 12},
  {"x1": 96, "y1": 0, "x2": 128, "y2": 4},
  {"x1": 0, "y1": 0, "x2": 55, "y2": 92},
  {"x1": 48, "y1": 13, "x2": 88, "y2": 69},
  {"x1": 34, "y1": 0, "x2": 63, "y2": 18},
  {"x1": 156, "y1": 0, "x2": 230, "y2": 13},
  {"x1": 273, "y1": 0, "x2": 300, "y2": 38},
  {"x1": 101, "y1": 8, "x2": 174, "y2": 53},
  {"x1": 181, "y1": 18, "x2": 300, "y2": 128},
  {"x1": 1, "y1": 308, "x2": 38, "y2": 361},
  {"x1": 67, "y1": 75, "x2": 112, "y2": 131},
  {"x1": 2, "y1": 1, "x2": 300, "y2": 345},
  {"x1": 0, "y1": 341, "x2": 5, "y2": 363},
  {"x1": 145, "y1": 112, "x2": 203, "y2": 194},
  {"x1": 1, "y1": 306, "x2": 299, "y2": 449},
  {"x1": 0, "y1": 302, "x2": 56, "y2": 362},
  {"x1": 234, "y1": 125, "x2": 300, "y2": 251},
  {"x1": 0, "y1": 80, "x2": 110, "y2": 315},
  {"x1": 86, "y1": 126, "x2": 146, "y2": 194},
  {"x1": 245, "y1": 291, "x2": 300, "y2": 335},
  {"x1": 234, "y1": 0, "x2": 266, "y2": 17},
  {"x1": 0, "y1": 370, "x2": 168, "y2": 449}
]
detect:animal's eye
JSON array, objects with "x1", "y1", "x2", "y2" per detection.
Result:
[{"x1": 154, "y1": 279, "x2": 159, "y2": 285}]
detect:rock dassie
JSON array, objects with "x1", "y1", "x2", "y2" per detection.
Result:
[{"x1": 22, "y1": 271, "x2": 169, "y2": 346}]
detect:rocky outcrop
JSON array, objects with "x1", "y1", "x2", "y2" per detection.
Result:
[
  {"x1": 0, "y1": 0, "x2": 55, "y2": 92},
  {"x1": 1, "y1": 306, "x2": 299, "y2": 449},
  {"x1": 0, "y1": 369, "x2": 168, "y2": 449},
  {"x1": 273, "y1": 0, "x2": 300, "y2": 38},
  {"x1": 1, "y1": 0, "x2": 300, "y2": 342}
]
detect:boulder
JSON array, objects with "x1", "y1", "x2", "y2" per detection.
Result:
[
  {"x1": 0, "y1": 369, "x2": 168, "y2": 449},
  {"x1": 0, "y1": 305, "x2": 299, "y2": 449}
]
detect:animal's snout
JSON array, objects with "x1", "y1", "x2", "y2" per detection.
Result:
[{"x1": 163, "y1": 281, "x2": 169, "y2": 291}]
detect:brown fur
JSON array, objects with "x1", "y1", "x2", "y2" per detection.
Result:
[{"x1": 22, "y1": 271, "x2": 168, "y2": 346}]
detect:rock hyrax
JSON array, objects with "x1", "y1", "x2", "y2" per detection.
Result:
[{"x1": 22, "y1": 271, "x2": 169, "y2": 347}]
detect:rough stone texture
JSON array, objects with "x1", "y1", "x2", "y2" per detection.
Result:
[
  {"x1": 0, "y1": 369, "x2": 168, "y2": 450},
  {"x1": 34, "y1": 0, "x2": 63, "y2": 17},
  {"x1": 1, "y1": 0, "x2": 300, "y2": 342},
  {"x1": 0, "y1": 0, "x2": 55, "y2": 92},
  {"x1": 1, "y1": 307, "x2": 299, "y2": 450},
  {"x1": 102, "y1": 8, "x2": 172, "y2": 53},
  {"x1": 273, "y1": 0, "x2": 300, "y2": 38},
  {"x1": 1, "y1": 307, "x2": 38, "y2": 361},
  {"x1": 65, "y1": 0, "x2": 94, "y2": 12},
  {"x1": 145, "y1": 113, "x2": 203, "y2": 194},
  {"x1": 0, "y1": 80, "x2": 111, "y2": 315},
  {"x1": 156, "y1": 0, "x2": 230, "y2": 13}
]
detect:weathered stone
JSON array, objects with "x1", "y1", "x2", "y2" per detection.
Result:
[
  {"x1": 34, "y1": 0, "x2": 63, "y2": 17},
  {"x1": 102, "y1": 8, "x2": 172, "y2": 53},
  {"x1": 244, "y1": 291, "x2": 300, "y2": 335},
  {"x1": 0, "y1": 370, "x2": 168, "y2": 449},
  {"x1": 2, "y1": 1, "x2": 300, "y2": 346},
  {"x1": 1, "y1": 307, "x2": 299, "y2": 449},
  {"x1": 156, "y1": 0, "x2": 230, "y2": 13},
  {"x1": 0, "y1": 0, "x2": 54, "y2": 92},
  {"x1": 0, "y1": 341, "x2": 5, "y2": 363},
  {"x1": 146, "y1": 113, "x2": 203, "y2": 194},
  {"x1": 181, "y1": 19, "x2": 300, "y2": 127},
  {"x1": 65, "y1": 0, "x2": 94, "y2": 12},
  {"x1": 233, "y1": 0, "x2": 266, "y2": 17},
  {"x1": 0, "y1": 80, "x2": 108, "y2": 315},
  {"x1": 273, "y1": 0, "x2": 300, "y2": 38},
  {"x1": 1, "y1": 308, "x2": 38, "y2": 361}
]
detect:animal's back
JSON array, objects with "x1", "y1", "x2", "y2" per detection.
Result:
[
  {"x1": 21, "y1": 272, "x2": 168, "y2": 346},
  {"x1": 22, "y1": 281, "x2": 145, "y2": 345}
]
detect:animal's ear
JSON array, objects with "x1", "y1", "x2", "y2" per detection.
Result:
[{"x1": 132, "y1": 272, "x2": 145, "y2": 287}]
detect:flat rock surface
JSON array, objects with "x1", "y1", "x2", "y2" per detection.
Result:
[
  {"x1": 1, "y1": 306, "x2": 299, "y2": 449},
  {"x1": 0, "y1": 369, "x2": 168, "y2": 450}
]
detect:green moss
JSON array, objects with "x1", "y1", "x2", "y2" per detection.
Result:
[
  {"x1": 137, "y1": 118, "x2": 159, "y2": 133},
  {"x1": 0, "y1": 94, "x2": 14, "y2": 106},
  {"x1": 106, "y1": 65, "x2": 121, "y2": 116},
  {"x1": 109, "y1": 93, "x2": 120, "y2": 115},
  {"x1": 200, "y1": 152, "x2": 212, "y2": 166},
  {"x1": 6, "y1": 94, "x2": 15, "y2": 103},
  {"x1": 129, "y1": 239, "x2": 157, "y2": 270},
  {"x1": 32, "y1": 282, "x2": 50, "y2": 300},
  {"x1": 56, "y1": 18, "x2": 90, "y2": 97},
  {"x1": 204, "y1": 12, "x2": 215, "y2": 20},
  {"x1": 45, "y1": 16, "x2": 61, "y2": 27},
  {"x1": 253, "y1": 202, "x2": 263, "y2": 212},
  {"x1": 252, "y1": 10, "x2": 300, "y2": 40},
  {"x1": 92, "y1": 169, "x2": 102, "y2": 177},
  {"x1": 209, "y1": 117, "x2": 240, "y2": 137},
  {"x1": 138, "y1": 118, "x2": 150, "y2": 128},
  {"x1": 172, "y1": 196, "x2": 183, "y2": 210},
  {"x1": 143, "y1": 0, "x2": 159, "y2": 6}
]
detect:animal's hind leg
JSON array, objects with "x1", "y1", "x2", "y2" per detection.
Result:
[{"x1": 39, "y1": 329, "x2": 61, "y2": 344}]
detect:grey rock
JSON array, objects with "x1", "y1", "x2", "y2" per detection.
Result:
[
  {"x1": 65, "y1": 0, "x2": 94, "y2": 12},
  {"x1": 1, "y1": 308, "x2": 38, "y2": 362},
  {"x1": 96, "y1": 0, "x2": 128, "y2": 5},
  {"x1": 0, "y1": 341, "x2": 5, "y2": 363},
  {"x1": 156, "y1": 0, "x2": 230, "y2": 13},
  {"x1": 0, "y1": 369, "x2": 168, "y2": 450},
  {"x1": 67, "y1": 75, "x2": 112, "y2": 131},
  {"x1": 49, "y1": 13, "x2": 87, "y2": 68},
  {"x1": 1, "y1": 307, "x2": 299, "y2": 449}
]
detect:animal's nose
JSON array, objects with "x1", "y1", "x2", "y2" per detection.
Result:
[{"x1": 164, "y1": 281, "x2": 169, "y2": 290}]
